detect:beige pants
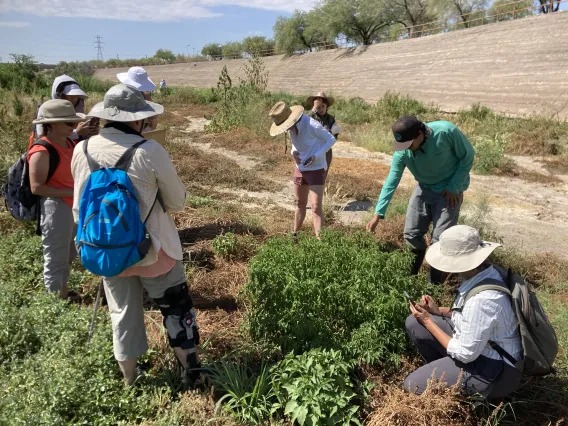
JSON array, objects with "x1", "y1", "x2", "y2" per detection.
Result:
[
  {"x1": 103, "y1": 260, "x2": 191, "y2": 361},
  {"x1": 40, "y1": 197, "x2": 77, "y2": 293}
]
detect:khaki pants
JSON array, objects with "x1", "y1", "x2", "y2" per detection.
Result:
[
  {"x1": 103, "y1": 261, "x2": 192, "y2": 361},
  {"x1": 40, "y1": 197, "x2": 77, "y2": 293}
]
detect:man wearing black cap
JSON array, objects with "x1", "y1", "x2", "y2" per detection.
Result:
[{"x1": 366, "y1": 116, "x2": 475, "y2": 284}]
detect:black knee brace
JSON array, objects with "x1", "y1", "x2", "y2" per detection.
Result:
[{"x1": 154, "y1": 283, "x2": 201, "y2": 351}]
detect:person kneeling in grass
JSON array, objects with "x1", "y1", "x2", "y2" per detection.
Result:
[
  {"x1": 404, "y1": 225, "x2": 522, "y2": 398},
  {"x1": 269, "y1": 101, "x2": 336, "y2": 239}
]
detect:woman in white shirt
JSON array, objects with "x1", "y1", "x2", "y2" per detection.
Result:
[
  {"x1": 404, "y1": 225, "x2": 522, "y2": 398},
  {"x1": 269, "y1": 101, "x2": 336, "y2": 239}
]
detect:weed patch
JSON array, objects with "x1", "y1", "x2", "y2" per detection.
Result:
[{"x1": 245, "y1": 230, "x2": 435, "y2": 365}]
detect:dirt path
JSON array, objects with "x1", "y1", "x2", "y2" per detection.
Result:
[{"x1": 175, "y1": 117, "x2": 568, "y2": 259}]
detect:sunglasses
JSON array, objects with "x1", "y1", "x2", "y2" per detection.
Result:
[{"x1": 64, "y1": 122, "x2": 78, "y2": 128}]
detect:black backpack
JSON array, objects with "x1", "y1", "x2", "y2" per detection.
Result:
[{"x1": 4, "y1": 140, "x2": 61, "y2": 227}]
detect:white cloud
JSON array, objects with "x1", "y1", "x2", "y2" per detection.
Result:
[
  {"x1": 0, "y1": 21, "x2": 32, "y2": 27},
  {"x1": 0, "y1": 0, "x2": 316, "y2": 22}
]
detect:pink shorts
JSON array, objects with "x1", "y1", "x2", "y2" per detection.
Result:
[{"x1": 293, "y1": 168, "x2": 326, "y2": 186}]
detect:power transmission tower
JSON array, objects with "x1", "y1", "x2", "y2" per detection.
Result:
[{"x1": 94, "y1": 35, "x2": 105, "y2": 61}]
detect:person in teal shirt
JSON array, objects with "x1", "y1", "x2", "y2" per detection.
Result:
[{"x1": 366, "y1": 116, "x2": 475, "y2": 283}]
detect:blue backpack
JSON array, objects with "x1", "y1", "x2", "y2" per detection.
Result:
[{"x1": 76, "y1": 139, "x2": 162, "y2": 277}]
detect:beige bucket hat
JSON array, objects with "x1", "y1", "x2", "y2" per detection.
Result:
[
  {"x1": 88, "y1": 84, "x2": 164, "y2": 122},
  {"x1": 425, "y1": 225, "x2": 501, "y2": 273},
  {"x1": 32, "y1": 99, "x2": 87, "y2": 124},
  {"x1": 269, "y1": 101, "x2": 304, "y2": 137},
  {"x1": 307, "y1": 92, "x2": 335, "y2": 108}
]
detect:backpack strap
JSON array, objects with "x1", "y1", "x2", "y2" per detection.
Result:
[
  {"x1": 83, "y1": 138, "x2": 101, "y2": 173},
  {"x1": 31, "y1": 140, "x2": 60, "y2": 182},
  {"x1": 115, "y1": 139, "x2": 148, "y2": 172}
]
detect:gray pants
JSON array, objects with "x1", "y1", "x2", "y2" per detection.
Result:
[
  {"x1": 40, "y1": 197, "x2": 77, "y2": 293},
  {"x1": 103, "y1": 261, "x2": 198, "y2": 361},
  {"x1": 404, "y1": 315, "x2": 522, "y2": 398},
  {"x1": 404, "y1": 184, "x2": 462, "y2": 251}
]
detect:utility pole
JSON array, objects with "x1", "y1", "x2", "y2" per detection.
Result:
[
  {"x1": 94, "y1": 35, "x2": 105, "y2": 61},
  {"x1": 187, "y1": 44, "x2": 190, "y2": 56}
]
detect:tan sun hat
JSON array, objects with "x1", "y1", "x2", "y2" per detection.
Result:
[
  {"x1": 307, "y1": 92, "x2": 335, "y2": 108},
  {"x1": 32, "y1": 99, "x2": 87, "y2": 124},
  {"x1": 425, "y1": 225, "x2": 501, "y2": 273},
  {"x1": 268, "y1": 101, "x2": 304, "y2": 137},
  {"x1": 88, "y1": 84, "x2": 164, "y2": 122}
]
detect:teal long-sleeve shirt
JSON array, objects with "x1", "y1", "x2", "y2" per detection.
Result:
[{"x1": 375, "y1": 121, "x2": 475, "y2": 217}]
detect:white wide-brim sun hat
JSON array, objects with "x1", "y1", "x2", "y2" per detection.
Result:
[
  {"x1": 425, "y1": 225, "x2": 501, "y2": 273},
  {"x1": 32, "y1": 99, "x2": 87, "y2": 124},
  {"x1": 88, "y1": 84, "x2": 164, "y2": 122},
  {"x1": 117, "y1": 66, "x2": 156, "y2": 92}
]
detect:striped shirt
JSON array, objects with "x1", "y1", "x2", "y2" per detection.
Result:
[{"x1": 447, "y1": 266, "x2": 523, "y2": 366}]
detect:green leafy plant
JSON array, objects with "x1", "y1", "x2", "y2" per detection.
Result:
[
  {"x1": 473, "y1": 133, "x2": 514, "y2": 175},
  {"x1": 208, "y1": 357, "x2": 274, "y2": 425},
  {"x1": 271, "y1": 349, "x2": 362, "y2": 426},
  {"x1": 212, "y1": 232, "x2": 257, "y2": 261},
  {"x1": 245, "y1": 231, "x2": 434, "y2": 364}
]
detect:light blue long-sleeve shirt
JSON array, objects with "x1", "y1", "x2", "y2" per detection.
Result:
[{"x1": 375, "y1": 121, "x2": 475, "y2": 216}]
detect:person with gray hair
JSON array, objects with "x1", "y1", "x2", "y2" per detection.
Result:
[
  {"x1": 403, "y1": 225, "x2": 522, "y2": 399},
  {"x1": 71, "y1": 84, "x2": 202, "y2": 387}
]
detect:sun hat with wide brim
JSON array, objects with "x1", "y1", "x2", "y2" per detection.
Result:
[
  {"x1": 117, "y1": 66, "x2": 156, "y2": 92},
  {"x1": 269, "y1": 101, "x2": 304, "y2": 137},
  {"x1": 32, "y1": 99, "x2": 87, "y2": 124},
  {"x1": 425, "y1": 225, "x2": 501, "y2": 273},
  {"x1": 307, "y1": 92, "x2": 335, "y2": 108},
  {"x1": 88, "y1": 84, "x2": 164, "y2": 122}
]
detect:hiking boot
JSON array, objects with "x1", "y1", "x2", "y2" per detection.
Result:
[{"x1": 181, "y1": 363, "x2": 210, "y2": 391}]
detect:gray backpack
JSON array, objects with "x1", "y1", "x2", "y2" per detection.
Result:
[{"x1": 463, "y1": 265, "x2": 558, "y2": 376}]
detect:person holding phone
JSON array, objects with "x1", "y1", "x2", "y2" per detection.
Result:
[
  {"x1": 403, "y1": 225, "x2": 522, "y2": 399},
  {"x1": 306, "y1": 92, "x2": 341, "y2": 172},
  {"x1": 268, "y1": 101, "x2": 336, "y2": 239}
]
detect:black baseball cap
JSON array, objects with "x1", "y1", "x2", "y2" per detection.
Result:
[{"x1": 392, "y1": 116, "x2": 424, "y2": 151}]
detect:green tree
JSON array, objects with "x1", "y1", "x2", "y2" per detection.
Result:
[
  {"x1": 428, "y1": 0, "x2": 489, "y2": 28},
  {"x1": 317, "y1": 0, "x2": 398, "y2": 45},
  {"x1": 153, "y1": 49, "x2": 176, "y2": 63},
  {"x1": 392, "y1": 0, "x2": 437, "y2": 37},
  {"x1": 221, "y1": 41, "x2": 244, "y2": 59},
  {"x1": 201, "y1": 43, "x2": 223, "y2": 58},
  {"x1": 9, "y1": 54, "x2": 38, "y2": 82},
  {"x1": 241, "y1": 36, "x2": 275, "y2": 57},
  {"x1": 489, "y1": 0, "x2": 533, "y2": 21},
  {"x1": 273, "y1": 10, "x2": 331, "y2": 54}
]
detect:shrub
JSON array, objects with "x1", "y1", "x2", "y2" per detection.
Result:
[
  {"x1": 271, "y1": 349, "x2": 363, "y2": 426},
  {"x1": 212, "y1": 232, "x2": 257, "y2": 261},
  {"x1": 375, "y1": 92, "x2": 431, "y2": 121},
  {"x1": 473, "y1": 134, "x2": 514, "y2": 175},
  {"x1": 333, "y1": 97, "x2": 375, "y2": 124},
  {"x1": 245, "y1": 231, "x2": 434, "y2": 364}
]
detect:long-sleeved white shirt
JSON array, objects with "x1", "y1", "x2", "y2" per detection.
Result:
[
  {"x1": 71, "y1": 127, "x2": 186, "y2": 267},
  {"x1": 447, "y1": 266, "x2": 523, "y2": 366},
  {"x1": 290, "y1": 114, "x2": 336, "y2": 172}
]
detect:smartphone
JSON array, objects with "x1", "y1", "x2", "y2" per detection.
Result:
[
  {"x1": 403, "y1": 291, "x2": 417, "y2": 307},
  {"x1": 88, "y1": 117, "x2": 100, "y2": 127},
  {"x1": 303, "y1": 157, "x2": 312, "y2": 166}
]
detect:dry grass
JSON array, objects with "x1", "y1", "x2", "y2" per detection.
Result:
[
  {"x1": 367, "y1": 373, "x2": 474, "y2": 426},
  {"x1": 169, "y1": 142, "x2": 282, "y2": 193},
  {"x1": 327, "y1": 158, "x2": 389, "y2": 201}
]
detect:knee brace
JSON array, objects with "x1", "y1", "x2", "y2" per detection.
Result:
[{"x1": 154, "y1": 283, "x2": 200, "y2": 353}]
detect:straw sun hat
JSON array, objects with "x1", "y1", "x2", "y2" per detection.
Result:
[
  {"x1": 88, "y1": 84, "x2": 164, "y2": 122},
  {"x1": 268, "y1": 101, "x2": 304, "y2": 137},
  {"x1": 307, "y1": 92, "x2": 335, "y2": 107},
  {"x1": 32, "y1": 99, "x2": 86, "y2": 124},
  {"x1": 425, "y1": 225, "x2": 501, "y2": 273}
]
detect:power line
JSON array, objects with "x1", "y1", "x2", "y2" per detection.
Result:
[{"x1": 94, "y1": 35, "x2": 104, "y2": 61}]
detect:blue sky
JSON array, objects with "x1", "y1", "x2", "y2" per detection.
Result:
[
  {"x1": 0, "y1": 0, "x2": 566, "y2": 64},
  {"x1": 0, "y1": 0, "x2": 314, "y2": 63}
]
